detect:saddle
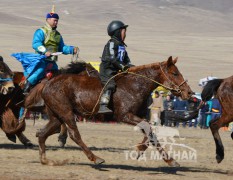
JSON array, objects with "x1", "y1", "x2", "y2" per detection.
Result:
[{"x1": 15, "y1": 72, "x2": 54, "y2": 109}]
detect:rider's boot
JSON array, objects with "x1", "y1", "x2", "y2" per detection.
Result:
[
  {"x1": 23, "y1": 80, "x2": 32, "y2": 95},
  {"x1": 98, "y1": 90, "x2": 113, "y2": 114}
]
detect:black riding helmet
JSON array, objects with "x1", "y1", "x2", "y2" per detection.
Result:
[{"x1": 107, "y1": 20, "x2": 128, "y2": 37}]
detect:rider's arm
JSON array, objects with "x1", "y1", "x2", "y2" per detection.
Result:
[
  {"x1": 32, "y1": 29, "x2": 46, "y2": 54},
  {"x1": 58, "y1": 36, "x2": 74, "y2": 55},
  {"x1": 124, "y1": 51, "x2": 134, "y2": 67},
  {"x1": 108, "y1": 42, "x2": 125, "y2": 70}
]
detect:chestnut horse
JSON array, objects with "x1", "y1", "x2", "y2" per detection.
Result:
[
  {"x1": 201, "y1": 76, "x2": 233, "y2": 163},
  {"x1": 31, "y1": 56, "x2": 193, "y2": 166},
  {"x1": 1, "y1": 62, "x2": 98, "y2": 147}
]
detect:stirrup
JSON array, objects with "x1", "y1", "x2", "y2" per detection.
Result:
[{"x1": 98, "y1": 105, "x2": 113, "y2": 114}]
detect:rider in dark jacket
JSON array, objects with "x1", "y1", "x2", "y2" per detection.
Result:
[{"x1": 98, "y1": 20, "x2": 134, "y2": 113}]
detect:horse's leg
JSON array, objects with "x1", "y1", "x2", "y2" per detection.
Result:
[
  {"x1": 16, "y1": 132, "x2": 33, "y2": 148},
  {"x1": 58, "y1": 123, "x2": 68, "y2": 148},
  {"x1": 65, "y1": 114, "x2": 105, "y2": 164},
  {"x1": 36, "y1": 114, "x2": 63, "y2": 165},
  {"x1": 122, "y1": 113, "x2": 180, "y2": 167},
  {"x1": 5, "y1": 133, "x2": 16, "y2": 143},
  {"x1": 209, "y1": 115, "x2": 230, "y2": 163}
]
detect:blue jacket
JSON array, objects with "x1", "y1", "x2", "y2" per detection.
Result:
[
  {"x1": 173, "y1": 98, "x2": 188, "y2": 111},
  {"x1": 211, "y1": 98, "x2": 222, "y2": 114}
]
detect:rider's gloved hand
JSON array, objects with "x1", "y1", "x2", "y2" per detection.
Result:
[
  {"x1": 73, "y1": 47, "x2": 79, "y2": 54},
  {"x1": 122, "y1": 65, "x2": 129, "y2": 72},
  {"x1": 45, "y1": 51, "x2": 52, "y2": 57}
]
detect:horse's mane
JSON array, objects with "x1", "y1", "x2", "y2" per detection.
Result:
[
  {"x1": 129, "y1": 62, "x2": 161, "y2": 72},
  {"x1": 59, "y1": 62, "x2": 87, "y2": 74},
  {"x1": 201, "y1": 79, "x2": 223, "y2": 101},
  {"x1": 59, "y1": 61, "x2": 162, "y2": 74}
]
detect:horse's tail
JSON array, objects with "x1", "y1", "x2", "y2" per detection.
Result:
[
  {"x1": 201, "y1": 79, "x2": 223, "y2": 101},
  {"x1": 1, "y1": 108, "x2": 26, "y2": 135}
]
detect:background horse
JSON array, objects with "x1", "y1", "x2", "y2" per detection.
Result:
[
  {"x1": 0, "y1": 58, "x2": 32, "y2": 146},
  {"x1": 0, "y1": 56, "x2": 14, "y2": 94},
  {"x1": 201, "y1": 76, "x2": 233, "y2": 163},
  {"x1": 33, "y1": 56, "x2": 194, "y2": 166}
]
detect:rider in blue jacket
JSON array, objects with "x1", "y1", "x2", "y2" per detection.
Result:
[{"x1": 23, "y1": 8, "x2": 78, "y2": 93}]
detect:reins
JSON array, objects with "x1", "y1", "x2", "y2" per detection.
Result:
[
  {"x1": 81, "y1": 64, "x2": 186, "y2": 116},
  {"x1": 0, "y1": 78, "x2": 13, "y2": 82}
]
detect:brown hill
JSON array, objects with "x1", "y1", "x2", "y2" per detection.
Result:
[{"x1": 0, "y1": 0, "x2": 232, "y2": 91}]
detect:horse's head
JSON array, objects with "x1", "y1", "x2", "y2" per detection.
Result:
[
  {"x1": 0, "y1": 56, "x2": 15, "y2": 95},
  {"x1": 160, "y1": 56, "x2": 194, "y2": 99}
]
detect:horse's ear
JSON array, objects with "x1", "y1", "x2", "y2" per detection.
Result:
[
  {"x1": 167, "y1": 56, "x2": 173, "y2": 67},
  {"x1": 173, "y1": 57, "x2": 178, "y2": 64},
  {"x1": 0, "y1": 56, "x2": 3, "y2": 61}
]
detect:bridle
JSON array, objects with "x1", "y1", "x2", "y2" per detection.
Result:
[
  {"x1": 159, "y1": 63, "x2": 187, "y2": 94},
  {"x1": 0, "y1": 77, "x2": 13, "y2": 83},
  {"x1": 0, "y1": 61, "x2": 14, "y2": 85},
  {"x1": 0, "y1": 77, "x2": 13, "y2": 96}
]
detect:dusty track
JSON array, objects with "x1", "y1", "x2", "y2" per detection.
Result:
[{"x1": 0, "y1": 120, "x2": 232, "y2": 179}]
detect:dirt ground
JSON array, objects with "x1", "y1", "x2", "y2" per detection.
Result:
[
  {"x1": 0, "y1": 2, "x2": 233, "y2": 179},
  {"x1": 0, "y1": 120, "x2": 232, "y2": 180}
]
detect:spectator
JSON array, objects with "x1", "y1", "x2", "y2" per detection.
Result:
[
  {"x1": 145, "y1": 95, "x2": 153, "y2": 121},
  {"x1": 187, "y1": 97, "x2": 200, "y2": 128},
  {"x1": 199, "y1": 102, "x2": 209, "y2": 129},
  {"x1": 206, "y1": 99, "x2": 213, "y2": 128},
  {"x1": 148, "y1": 91, "x2": 164, "y2": 126},
  {"x1": 210, "y1": 96, "x2": 222, "y2": 122},
  {"x1": 163, "y1": 94, "x2": 174, "y2": 127},
  {"x1": 173, "y1": 96, "x2": 188, "y2": 127}
]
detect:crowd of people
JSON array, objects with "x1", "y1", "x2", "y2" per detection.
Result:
[{"x1": 148, "y1": 91, "x2": 222, "y2": 129}]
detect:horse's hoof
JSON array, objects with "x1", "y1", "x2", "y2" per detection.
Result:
[
  {"x1": 24, "y1": 142, "x2": 34, "y2": 149},
  {"x1": 58, "y1": 141, "x2": 65, "y2": 148},
  {"x1": 58, "y1": 135, "x2": 67, "y2": 148},
  {"x1": 168, "y1": 160, "x2": 180, "y2": 167},
  {"x1": 36, "y1": 129, "x2": 42, "y2": 137},
  {"x1": 216, "y1": 154, "x2": 223, "y2": 163},
  {"x1": 94, "y1": 157, "x2": 105, "y2": 165},
  {"x1": 6, "y1": 134, "x2": 17, "y2": 143}
]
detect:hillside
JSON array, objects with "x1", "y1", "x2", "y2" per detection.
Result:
[{"x1": 0, "y1": 0, "x2": 232, "y2": 91}]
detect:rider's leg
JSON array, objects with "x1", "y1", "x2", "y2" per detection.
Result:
[
  {"x1": 98, "y1": 88, "x2": 112, "y2": 113},
  {"x1": 24, "y1": 62, "x2": 47, "y2": 93},
  {"x1": 27, "y1": 66, "x2": 45, "y2": 85},
  {"x1": 98, "y1": 68, "x2": 116, "y2": 114}
]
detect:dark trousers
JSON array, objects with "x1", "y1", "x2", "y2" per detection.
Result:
[
  {"x1": 164, "y1": 110, "x2": 172, "y2": 126},
  {"x1": 100, "y1": 64, "x2": 117, "y2": 91},
  {"x1": 200, "y1": 112, "x2": 207, "y2": 128}
]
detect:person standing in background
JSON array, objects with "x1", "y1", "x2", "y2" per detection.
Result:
[
  {"x1": 163, "y1": 94, "x2": 174, "y2": 127},
  {"x1": 148, "y1": 91, "x2": 164, "y2": 126}
]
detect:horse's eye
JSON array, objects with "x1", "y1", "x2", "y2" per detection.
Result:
[{"x1": 173, "y1": 72, "x2": 178, "y2": 76}]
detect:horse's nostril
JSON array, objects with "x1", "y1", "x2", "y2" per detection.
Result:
[{"x1": 188, "y1": 91, "x2": 194, "y2": 95}]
